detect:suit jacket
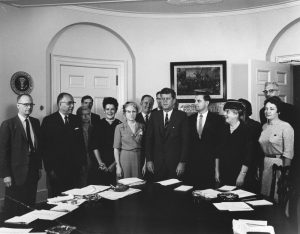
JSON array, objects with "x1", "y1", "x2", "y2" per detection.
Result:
[
  {"x1": 91, "y1": 112, "x2": 101, "y2": 127},
  {"x1": 0, "y1": 116, "x2": 41, "y2": 185},
  {"x1": 145, "y1": 109, "x2": 190, "y2": 174},
  {"x1": 41, "y1": 112, "x2": 86, "y2": 176},
  {"x1": 187, "y1": 112, "x2": 224, "y2": 186}
]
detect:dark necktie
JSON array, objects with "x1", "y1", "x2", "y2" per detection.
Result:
[
  {"x1": 164, "y1": 113, "x2": 169, "y2": 128},
  {"x1": 145, "y1": 114, "x2": 149, "y2": 124},
  {"x1": 25, "y1": 118, "x2": 35, "y2": 152},
  {"x1": 198, "y1": 114, "x2": 203, "y2": 139},
  {"x1": 64, "y1": 115, "x2": 70, "y2": 126}
]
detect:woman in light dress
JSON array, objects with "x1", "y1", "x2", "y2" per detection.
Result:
[{"x1": 113, "y1": 102, "x2": 145, "y2": 179}]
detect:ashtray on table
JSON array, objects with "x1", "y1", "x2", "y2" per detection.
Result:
[{"x1": 45, "y1": 225, "x2": 76, "y2": 234}]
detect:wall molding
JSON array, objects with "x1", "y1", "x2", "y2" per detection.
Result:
[{"x1": 63, "y1": 1, "x2": 300, "y2": 18}]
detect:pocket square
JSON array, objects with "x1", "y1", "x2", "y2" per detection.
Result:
[{"x1": 74, "y1": 127, "x2": 79, "y2": 130}]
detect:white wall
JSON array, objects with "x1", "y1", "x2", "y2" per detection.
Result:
[{"x1": 0, "y1": 3, "x2": 300, "y2": 205}]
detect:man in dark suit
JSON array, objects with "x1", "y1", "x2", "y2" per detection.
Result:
[
  {"x1": 0, "y1": 94, "x2": 42, "y2": 216},
  {"x1": 186, "y1": 92, "x2": 224, "y2": 189},
  {"x1": 136, "y1": 94, "x2": 154, "y2": 177},
  {"x1": 259, "y1": 82, "x2": 296, "y2": 128},
  {"x1": 81, "y1": 95, "x2": 101, "y2": 126},
  {"x1": 146, "y1": 88, "x2": 189, "y2": 181},
  {"x1": 41, "y1": 92, "x2": 86, "y2": 197},
  {"x1": 152, "y1": 91, "x2": 162, "y2": 112}
]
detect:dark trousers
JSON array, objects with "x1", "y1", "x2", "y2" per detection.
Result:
[{"x1": 4, "y1": 158, "x2": 39, "y2": 218}]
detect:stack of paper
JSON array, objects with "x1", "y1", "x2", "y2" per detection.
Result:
[
  {"x1": 118, "y1": 177, "x2": 145, "y2": 186},
  {"x1": 47, "y1": 194, "x2": 74, "y2": 204},
  {"x1": 0, "y1": 228, "x2": 32, "y2": 233},
  {"x1": 174, "y1": 185, "x2": 193, "y2": 192},
  {"x1": 193, "y1": 189, "x2": 221, "y2": 199},
  {"x1": 213, "y1": 202, "x2": 254, "y2": 211},
  {"x1": 245, "y1": 199, "x2": 273, "y2": 206},
  {"x1": 63, "y1": 185, "x2": 110, "y2": 196},
  {"x1": 50, "y1": 203, "x2": 79, "y2": 212},
  {"x1": 233, "y1": 219, "x2": 275, "y2": 234},
  {"x1": 157, "y1": 179, "x2": 181, "y2": 186},
  {"x1": 218, "y1": 185, "x2": 236, "y2": 191},
  {"x1": 231, "y1": 189, "x2": 256, "y2": 198},
  {"x1": 99, "y1": 188, "x2": 141, "y2": 200},
  {"x1": 5, "y1": 212, "x2": 38, "y2": 225}
]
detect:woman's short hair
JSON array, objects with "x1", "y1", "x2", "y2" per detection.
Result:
[
  {"x1": 103, "y1": 97, "x2": 119, "y2": 111},
  {"x1": 122, "y1": 101, "x2": 139, "y2": 114},
  {"x1": 264, "y1": 96, "x2": 282, "y2": 113}
]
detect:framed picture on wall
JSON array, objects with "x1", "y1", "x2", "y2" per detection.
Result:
[{"x1": 170, "y1": 60, "x2": 227, "y2": 102}]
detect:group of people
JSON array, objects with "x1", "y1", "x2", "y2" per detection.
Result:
[{"x1": 0, "y1": 83, "x2": 297, "y2": 221}]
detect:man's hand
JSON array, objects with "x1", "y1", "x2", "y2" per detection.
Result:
[
  {"x1": 215, "y1": 170, "x2": 220, "y2": 183},
  {"x1": 146, "y1": 161, "x2": 154, "y2": 174},
  {"x1": 176, "y1": 162, "x2": 186, "y2": 177},
  {"x1": 236, "y1": 173, "x2": 246, "y2": 187},
  {"x1": 3, "y1": 177, "x2": 12, "y2": 187},
  {"x1": 107, "y1": 163, "x2": 116, "y2": 173}
]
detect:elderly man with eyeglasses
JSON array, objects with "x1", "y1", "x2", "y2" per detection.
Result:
[
  {"x1": 41, "y1": 92, "x2": 86, "y2": 197},
  {"x1": 259, "y1": 82, "x2": 296, "y2": 128},
  {"x1": 0, "y1": 94, "x2": 42, "y2": 217}
]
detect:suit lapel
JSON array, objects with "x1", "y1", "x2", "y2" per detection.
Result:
[
  {"x1": 163, "y1": 109, "x2": 177, "y2": 138},
  {"x1": 201, "y1": 111, "x2": 212, "y2": 137},
  {"x1": 14, "y1": 116, "x2": 27, "y2": 142},
  {"x1": 158, "y1": 111, "x2": 165, "y2": 138}
]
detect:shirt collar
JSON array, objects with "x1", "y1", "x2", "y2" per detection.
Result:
[
  {"x1": 18, "y1": 113, "x2": 28, "y2": 122},
  {"x1": 198, "y1": 110, "x2": 208, "y2": 118}
]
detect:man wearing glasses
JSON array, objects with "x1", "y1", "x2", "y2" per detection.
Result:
[
  {"x1": 259, "y1": 82, "x2": 296, "y2": 128},
  {"x1": 0, "y1": 94, "x2": 42, "y2": 217},
  {"x1": 41, "y1": 92, "x2": 86, "y2": 197}
]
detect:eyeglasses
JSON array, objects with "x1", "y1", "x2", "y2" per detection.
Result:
[
  {"x1": 18, "y1": 103, "x2": 35, "y2": 107},
  {"x1": 263, "y1": 89, "x2": 278, "y2": 94},
  {"x1": 125, "y1": 110, "x2": 137, "y2": 114},
  {"x1": 60, "y1": 101, "x2": 76, "y2": 106}
]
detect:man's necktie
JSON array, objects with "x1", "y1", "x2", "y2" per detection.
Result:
[
  {"x1": 198, "y1": 114, "x2": 203, "y2": 139},
  {"x1": 145, "y1": 114, "x2": 149, "y2": 124},
  {"x1": 64, "y1": 115, "x2": 70, "y2": 126},
  {"x1": 164, "y1": 113, "x2": 169, "y2": 128},
  {"x1": 25, "y1": 118, "x2": 35, "y2": 152}
]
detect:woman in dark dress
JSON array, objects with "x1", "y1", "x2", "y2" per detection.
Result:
[
  {"x1": 216, "y1": 100, "x2": 253, "y2": 188},
  {"x1": 91, "y1": 97, "x2": 121, "y2": 185}
]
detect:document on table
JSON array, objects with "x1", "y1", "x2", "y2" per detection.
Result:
[
  {"x1": 118, "y1": 177, "x2": 145, "y2": 186},
  {"x1": 218, "y1": 185, "x2": 236, "y2": 191},
  {"x1": 174, "y1": 185, "x2": 193, "y2": 192},
  {"x1": 231, "y1": 189, "x2": 256, "y2": 198},
  {"x1": 245, "y1": 199, "x2": 273, "y2": 206},
  {"x1": 50, "y1": 203, "x2": 79, "y2": 212},
  {"x1": 5, "y1": 211, "x2": 39, "y2": 224},
  {"x1": 193, "y1": 189, "x2": 221, "y2": 199},
  {"x1": 63, "y1": 185, "x2": 110, "y2": 196},
  {"x1": 99, "y1": 188, "x2": 141, "y2": 200},
  {"x1": 213, "y1": 202, "x2": 254, "y2": 211},
  {"x1": 0, "y1": 228, "x2": 32, "y2": 233},
  {"x1": 157, "y1": 179, "x2": 181, "y2": 186},
  {"x1": 47, "y1": 194, "x2": 74, "y2": 204},
  {"x1": 233, "y1": 219, "x2": 275, "y2": 234}
]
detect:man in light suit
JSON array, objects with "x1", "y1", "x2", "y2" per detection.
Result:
[
  {"x1": 186, "y1": 92, "x2": 224, "y2": 189},
  {"x1": 81, "y1": 95, "x2": 101, "y2": 126},
  {"x1": 0, "y1": 94, "x2": 42, "y2": 216},
  {"x1": 146, "y1": 88, "x2": 189, "y2": 181},
  {"x1": 41, "y1": 92, "x2": 86, "y2": 197}
]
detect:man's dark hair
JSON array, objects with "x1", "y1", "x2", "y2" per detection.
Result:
[
  {"x1": 141, "y1": 94, "x2": 154, "y2": 103},
  {"x1": 81, "y1": 95, "x2": 93, "y2": 103},
  {"x1": 264, "y1": 96, "x2": 282, "y2": 113},
  {"x1": 103, "y1": 97, "x2": 119, "y2": 111},
  {"x1": 194, "y1": 91, "x2": 211, "y2": 102},
  {"x1": 156, "y1": 91, "x2": 161, "y2": 96},
  {"x1": 160, "y1": 88, "x2": 176, "y2": 99},
  {"x1": 17, "y1": 94, "x2": 32, "y2": 102},
  {"x1": 57, "y1": 92, "x2": 72, "y2": 106}
]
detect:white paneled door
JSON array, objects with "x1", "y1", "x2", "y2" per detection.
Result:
[
  {"x1": 248, "y1": 59, "x2": 292, "y2": 121},
  {"x1": 51, "y1": 55, "x2": 126, "y2": 117}
]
